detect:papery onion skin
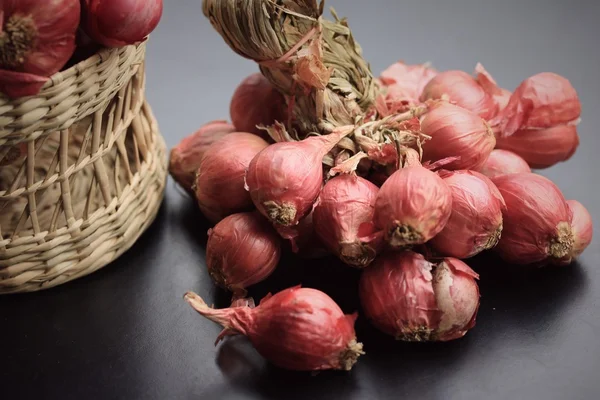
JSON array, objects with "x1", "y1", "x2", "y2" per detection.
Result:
[
  {"x1": 184, "y1": 287, "x2": 364, "y2": 371},
  {"x1": 567, "y1": 200, "x2": 593, "y2": 258},
  {"x1": 169, "y1": 121, "x2": 236, "y2": 193},
  {"x1": 477, "y1": 149, "x2": 531, "y2": 179},
  {"x1": 0, "y1": 0, "x2": 80, "y2": 98},
  {"x1": 420, "y1": 70, "x2": 497, "y2": 120},
  {"x1": 380, "y1": 61, "x2": 438, "y2": 104},
  {"x1": 430, "y1": 170, "x2": 505, "y2": 259},
  {"x1": 359, "y1": 251, "x2": 480, "y2": 341},
  {"x1": 82, "y1": 0, "x2": 163, "y2": 47},
  {"x1": 206, "y1": 212, "x2": 281, "y2": 294},
  {"x1": 313, "y1": 174, "x2": 381, "y2": 268},
  {"x1": 497, "y1": 72, "x2": 581, "y2": 137},
  {"x1": 194, "y1": 133, "x2": 269, "y2": 223},
  {"x1": 230, "y1": 73, "x2": 287, "y2": 136},
  {"x1": 374, "y1": 166, "x2": 453, "y2": 248},
  {"x1": 495, "y1": 125, "x2": 580, "y2": 169},
  {"x1": 493, "y1": 173, "x2": 574, "y2": 264},
  {"x1": 420, "y1": 103, "x2": 496, "y2": 170},
  {"x1": 246, "y1": 127, "x2": 352, "y2": 227}
]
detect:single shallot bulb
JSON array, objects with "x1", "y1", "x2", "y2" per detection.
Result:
[
  {"x1": 493, "y1": 173, "x2": 574, "y2": 265},
  {"x1": 495, "y1": 125, "x2": 580, "y2": 169},
  {"x1": 246, "y1": 126, "x2": 353, "y2": 227},
  {"x1": 567, "y1": 200, "x2": 593, "y2": 259},
  {"x1": 359, "y1": 251, "x2": 480, "y2": 341},
  {"x1": 374, "y1": 166, "x2": 452, "y2": 248},
  {"x1": 477, "y1": 149, "x2": 531, "y2": 179},
  {"x1": 313, "y1": 174, "x2": 381, "y2": 268},
  {"x1": 430, "y1": 170, "x2": 506, "y2": 258},
  {"x1": 0, "y1": 0, "x2": 81, "y2": 98},
  {"x1": 420, "y1": 65, "x2": 505, "y2": 120},
  {"x1": 380, "y1": 61, "x2": 438, "y2": 104},
  {"x1": 81, "y1": 0, "x2": 163, "y2": 47},
  {"x1": 420, "y1": 103, "x2": 496, "y2": 170},
  {"x1": 169, "y1": 121, "x2": 236, "y2": 193},
  {"x1": 230, "y1": 73, "x2": 287, "y2": 136},
  {"x1": 206, "y1": 212, "x2": 281, "y2": 294},
  {"x1": 184, "y1": 286, "x2": 364, "y2": 371},
  {"x1": 195, "y1": 133, "x2": 268, "y2": 222},
  {"x1": 496, "y1": 73, "x2": 581, "y2": 137}
]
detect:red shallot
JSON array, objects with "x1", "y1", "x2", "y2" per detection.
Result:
[
  {"x1": 420, "y1": 103, "x2": 496, "y2": 170},
  {"x1": 566, "y1": 200, "x2": 593, "y2": 259},
  {"x1": 195, "y1": 133, "x2": 268, "y2": 222},
  {"x1": 374, "y1": 165, "x2": 453, "y2": 248},
  {"x1": 230, "y1": 73, "x2": 288, "y2": 136},
  {"x1": 495, "y1": 125, "x2": 579, "y2": 169},
  {"x1": 493, "y1": 173, "x2": 574, "y2": 265},
  {"x1": 169, "y1": 121, "x2": 236, "y2": 193},
  {"x1": 420, "y1": 64, "x2": 506, "y2": 120},
  {"x1": 430, "y1": 170, "x2": 505, "y2": 258},
  {"x1": 359, "y1": 251, "x2": 480, "y2": 341},
  {"x1": 313, "y1": 174, "x2": 381, "y2": 267},
  {"x1": 246, "y1": 126, "x2": 353, "y2": 226},
  {"x1": 0, "y1": 0, "x2": 80, "y2": 98},
  {"x1": 477, "y1": 149, "x2": 531, "y2": 179},
  {"x1": 184, "y1": 286, "x2": 364, "y2": 371},
  {"x1": 81, "y1": 0, "x2": 163, "y2": 47},
  {"x1": 496, "y1": 72, "x2": 581, "y2": 137},
  {"x1": 206, "y1": 212, "x2": 281, "y2": 294}
]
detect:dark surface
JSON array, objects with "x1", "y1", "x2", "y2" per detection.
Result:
[{"x1": 2, "y1": 1, "x2": 600, "y2": 399}]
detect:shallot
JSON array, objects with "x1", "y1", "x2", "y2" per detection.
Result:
[
  {"x1": 195, "y1": 133, "x2": 268, "y2": 222},
  {"x1": 81, "y1": 0, "x2": 163, "y2": 47},
  {"x1": 496, "y1": 72, "x2": 581, "y2": 137},
  {"x1": 477, "y1": 149, "x2": 531, "y2": 179},
  {"x1": 420, "y1": 103, "x2": 496, "y2": 170},
  {"x1": 0, "y1": 0, "x2": 80, "y2": 98},
  {"x1": 184, "y1": 286, "x2": 364, "y2": 371},
  {"x1": 169, "y1": 121, "x2": 236, "y2": 193},
  {"x1": 374, "y1": 165, "x2": 452, "y2": 248},
  {"x1": 313, "y1": 174, "x2": 381, "y2": 267},
  {"x1": 430, "y1": 170, "x2": 505, "y2": 259},
  {"x1": 380, "y1": 61, "x2": 438, "y2": 104},
  {"x1": 359, "y1": 251, "x2": 480, "y2": 341},
  {"x1": 495, "y1": 125, "x2": 579, "y2": 169},
  {"x1": 230, "y1": 73, "x2": 287, "y2": 136},
  {"x1": 566, "y1": 200, "x2": 593, "y2": 259},
  {"x1": 493, "y1": 173, "x2": 574, "y2": 265},
  {"x1": 206, "y1": 212, "x2": 281, "y2": 294},
  {"x1": 246, "y1": 126, "x2": 353, "y2": 226},
  {"x1": 420, "y1": 64, "x2": 506, "y2": 120}
]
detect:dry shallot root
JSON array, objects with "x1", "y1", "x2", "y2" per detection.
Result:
[{"x1": 172, "y1": 0, "x2": 593, "y2": 372}]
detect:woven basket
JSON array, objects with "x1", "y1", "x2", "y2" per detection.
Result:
[{"x1": 0, "y1": 42, "x2": 167, "y2": 294}]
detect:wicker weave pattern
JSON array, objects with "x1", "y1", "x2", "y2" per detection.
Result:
[{"x1": 0, "y1": 42, "x2": 167, "y2": 293}]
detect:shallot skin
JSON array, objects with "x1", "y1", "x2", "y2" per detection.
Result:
[
  {"x1": 206, "y1": 212, "x2": 281, "y2": 294},
  {"x1": 230, "y1": 73, "x2": 287, "y2": 136},
  {"x1": 374, "y1": 166, "x2": 453, "y2": 248},
  {"x1": 567, "y1": 200, "x2": 593, "y2": 259},
  {"x1": 431, "y1": 170, "x2": 505, "y2": 259},
  {"x1": 359, "y1": 251, "x2": 480, "y2": 341},
  {"x1": 477, "y1": 149, "x2": 531, "y2": 179},
  {"x1": 380, "y1": 61, "x2": 438, "y2": 104},
  {"x1": 493, "y1": 173, "x2": 574, "y2": 265},
  {"x1": 497, "y1": 72, "x2": 581, "y2": 137},
  {"x1": 420, "y1": 103, "x2": 496, "y2": 171},
  {"x1": 495, "y1": 125, "x2": 580, "y2": 169},
  {"x1": 184, "y1": 287, "x2": 364, "y2": 371},
  {"x1": 169, "y1": 121, "x2": 236, "y2": 192},
  {"x1": 313, "y1": 174, "x2": 381, "y2": 268},
  {"x1": 195, "y1": 133, "x2": 269, "y2": 223}
]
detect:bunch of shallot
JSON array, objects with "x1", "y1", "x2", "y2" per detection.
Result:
[{"x1": 171, "y1": 1, "x2": 592, "y2": 373}]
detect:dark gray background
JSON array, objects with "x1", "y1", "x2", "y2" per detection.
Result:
[{"x1": 2, "y1": 1, "x2": 600, "y2": 399}]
